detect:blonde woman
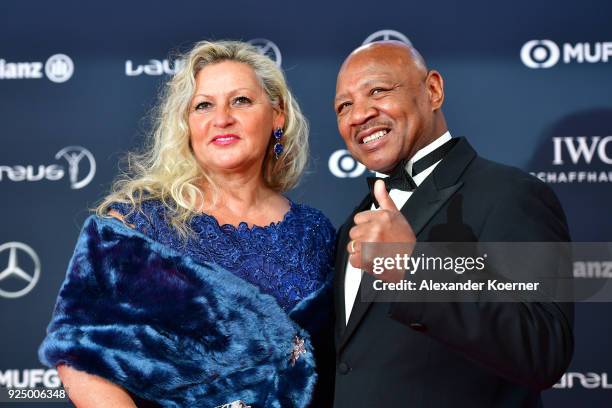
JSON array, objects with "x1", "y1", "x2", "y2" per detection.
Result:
[{"x1": 39, "y1": 41, "x2": 335, "y2": 408}]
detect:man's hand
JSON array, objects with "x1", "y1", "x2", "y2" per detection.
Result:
[{"x1": 347, "y1": 180, "x2": 416, "y2": 281}]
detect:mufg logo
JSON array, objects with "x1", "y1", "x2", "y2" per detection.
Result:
[
  {"x1": 0, "y1": 242, "x2": 40, "y2": 299},
  {"x1": 0, "y1": 369, "x2": 61, "y2": 388},
  {"x1": 247, "y1": 38, "x2": 282, "y2": 67},
  {"x1": 0, "y1": 54, "x2": 74, "y2": 83},
  {"x1": 329, "y1": 149, "x2": 367, "y2": 178},
  {"x1": 521, "y1": 40, "x2": 612, "y2": 68},
  {"x1": 0, "y1": 146, "x2": 96, "y2": 189},
  {"x1": 363, "y1": 29, "x2": 412, "y2": 46}
]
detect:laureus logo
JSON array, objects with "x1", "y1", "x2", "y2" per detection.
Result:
[
  {"x1": 125, "y1": 58, "x2": 185, "y2": 76},
  {"x1": 0, "y1": 146, "x2": 96, "y2": 189},
  {"x1": 247, "y1": 38, "x2": 282, "y2": 67},
  {"x1": 55, "y1": 146, "x2": 96, "y2": 189},
  {"x1": 554, "y1": 372, "x2": 612, "y2": 389}
]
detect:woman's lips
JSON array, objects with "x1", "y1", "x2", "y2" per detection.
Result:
[{"x1": 212, "y1": 134, "x2": 240, "y2": 146}]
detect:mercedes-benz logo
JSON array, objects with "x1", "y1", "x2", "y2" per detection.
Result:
[
  {"x1": 247, "y1": 38, "x2": 282, "y2": 67},
  {"x1": 0, "y1": 242, "x2": 41, "y2": 298},
  {"x1": 363, "y1": 29, "x2": 412, "y2": 46}
]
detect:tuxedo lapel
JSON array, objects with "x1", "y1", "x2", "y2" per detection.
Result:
[
  {"x1": 335, "y1": 138, "x2": 477, "y2": 352},
  {"x1": 400, "y1": 176, "x2": 463, "y2": 237},
  {"x1": 402, "y1": 137, "x2": 476, "y2": 236},
  {"x1": 334, "y1": 195, "x2": 372, "y2": 344},
  {"x1": 338, "y1": 273, "x2": 377, "y2": 350}
]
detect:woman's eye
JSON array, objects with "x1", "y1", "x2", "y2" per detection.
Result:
[
  {"x1": 233, "y1": 96, "x2": 252, "y2": 106},
  {"x1": 194, "y1": 101, "x2": 212, "y2": 111}
]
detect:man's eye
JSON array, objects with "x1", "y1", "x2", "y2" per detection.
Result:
[
  {"x1": 371, "y1": 87, "x2": 387, "y2": 95},
  {"x1": 337, "y1": 102, "x2": 352, "y2": 114},
  {"x1": 195, "y1": 101, "x2": 212, "y2": 111},
  {"x1": 233, "y1": 96, "x2": 252, "y2": 106}
]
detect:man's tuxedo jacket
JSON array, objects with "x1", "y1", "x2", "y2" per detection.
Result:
[{"x1": 333, "y1": 137, "x2": 573, "y2": 408}]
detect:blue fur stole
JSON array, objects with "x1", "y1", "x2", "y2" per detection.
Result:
[{"x1": 38, "y1": 215, "x2": 333, "y2": 408}]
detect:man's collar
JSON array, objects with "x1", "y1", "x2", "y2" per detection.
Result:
[{"x1": 375, "y1": 131, "x2": 452, "y2": 179}]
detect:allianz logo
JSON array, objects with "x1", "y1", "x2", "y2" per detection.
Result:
[
  {"x1": 0, "y1": 369, "x2": 61, "y2": 388},
  {"x1": 554, "y1": 372, "x2": 612, "y2": 389},
  {"x1": 574, "y1": 261, "x2": 612, "y2": 278},
  {"x1": 0, "y1": 59, "x2": 43, "y2": 79},
  {"x1": 0, "y1": 54, "x2": 73, "y2": 83},
  {"x1": 0, "y1": 146, "x2": 96, "y2": 190},
  {"x1": 125, "y1": 58, "x2": 185, "y2": 76},
  {"x1": 553, "y1": 136, "x2": 612, "y2": 165}
]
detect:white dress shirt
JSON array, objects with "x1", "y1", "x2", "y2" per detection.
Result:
[{"x1": 344, "y1": 132, "x2": 453, "y2": 324}]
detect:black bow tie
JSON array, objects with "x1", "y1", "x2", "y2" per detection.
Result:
[
  {"x1": 367, "y1": 160, "x2": 415, "y2": 193},
  {"x1": 367, "y1": 137, "x2": 457, "y2": 207}
]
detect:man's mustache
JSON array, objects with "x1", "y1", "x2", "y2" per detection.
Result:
[{"x1": 355, "y1": 121, "x2": 393, "y2": 135}]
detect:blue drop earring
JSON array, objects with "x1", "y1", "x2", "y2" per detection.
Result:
[{"x1": 273, "y1": 127, "x2": 284, "y2": 159}]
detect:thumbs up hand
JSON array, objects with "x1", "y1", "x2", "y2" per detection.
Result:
[
  {"x1": 347, "y1": 180, "x2": 416, "y2": 281},
  {"x1": 372, "y1": 178, "x2": 398, "y2": 211}
]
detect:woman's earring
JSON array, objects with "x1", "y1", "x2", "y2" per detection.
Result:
[{"x1": 273, "y1": 128, "x2": 284, "y2": 159}]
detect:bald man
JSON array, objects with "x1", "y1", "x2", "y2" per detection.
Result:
[{"x1": 332, "y1": 41, "x2": 573, "y2": 407}]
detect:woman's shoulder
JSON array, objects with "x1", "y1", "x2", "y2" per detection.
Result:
[
  {"x1": 290, "y1": 201, "x2": 336, "y2": 237},
  {"x1": 106, "y1": 199, "x2": 167, "y2": 236}
]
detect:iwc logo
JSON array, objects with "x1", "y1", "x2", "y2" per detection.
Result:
[
  {"x1": 0, "y1": 242, "x2": 41, "y2": 299},
  {"x1": 530, "y1": 136, "x2": 612, "y2": 184}
]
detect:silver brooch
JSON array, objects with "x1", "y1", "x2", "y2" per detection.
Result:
[{"x1": 289, "y1": 335, "x2": 306, "y2": 366}]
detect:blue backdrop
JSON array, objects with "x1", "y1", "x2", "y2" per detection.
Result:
[{"x1": 1, "y1": 0, "x2": 611, "y2": 406}]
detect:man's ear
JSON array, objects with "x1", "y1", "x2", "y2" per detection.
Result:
[{"x1": 426, "y1": 70, "x2": 445, "y2": 111}]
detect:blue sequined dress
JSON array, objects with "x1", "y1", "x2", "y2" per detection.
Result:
[{"x1": 110, "y1": 199, "x2": 336, "y2": 313}]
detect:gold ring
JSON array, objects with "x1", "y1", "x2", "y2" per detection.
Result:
[{"x1": 350, "y1": 240, "x2": 356, "y2": 254}]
